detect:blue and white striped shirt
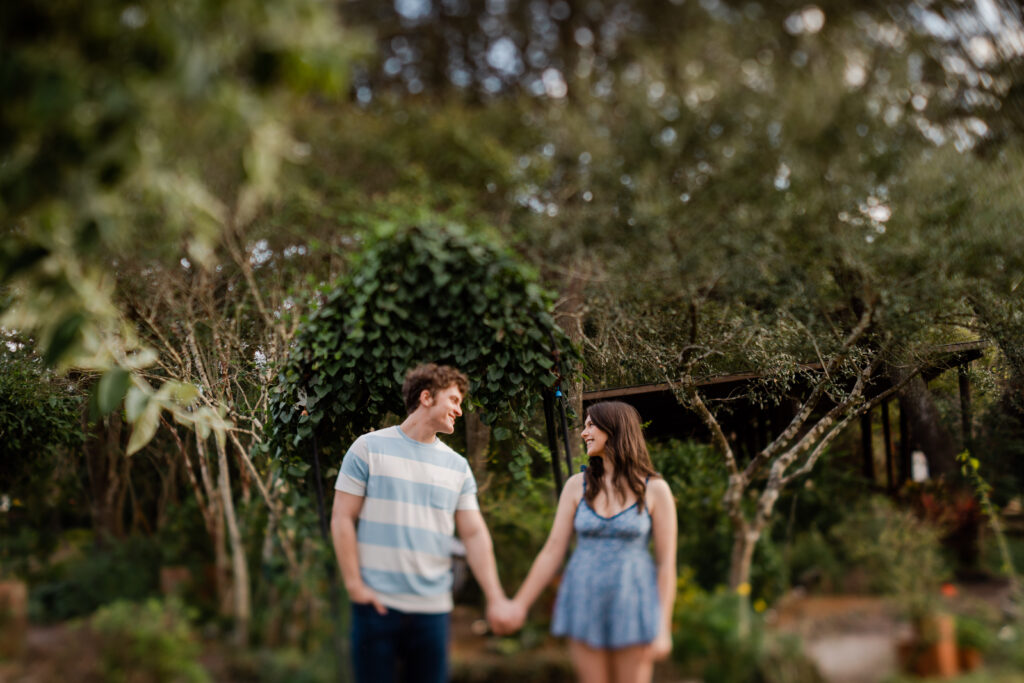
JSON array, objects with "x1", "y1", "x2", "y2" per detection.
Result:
[{"x1": 335, "y1": 425, "x2": 478, "y2": 613}]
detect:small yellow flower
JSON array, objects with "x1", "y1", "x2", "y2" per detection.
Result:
[
  {"x1": 736, "y1": 582, "x2": 751, "y2": 597},
  {"x1": 753, "y1": 599, "x2": 767, "y2": 613}
]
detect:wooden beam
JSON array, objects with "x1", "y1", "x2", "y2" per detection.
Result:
[
  {"x1": 882, "y1": 401, "x2": 895, "y2": 492},
  {"x1": 861, "y1": 410, "x2": 875, "y2": 482},
  {"x1": 898, "y1": 403, "x2": 911, "y2": 486},
  {"x1": 959, "y1": 364, "x2": 973, "y2": 451}
]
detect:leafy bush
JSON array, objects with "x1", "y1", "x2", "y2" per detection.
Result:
[
  {"x1": 956, "y1": 615, "x2": 997, "y2": 653},
  {"x1": 88, "y1": 598, "x2": 209, "y2": 683},
  {"x1": 479, "y1": 467, "x2": 556, "y2": 609},
  {"x1": 649, "y1": 440, "x2": 732, "y2": 588},
  {"x1": 672, "y1": 573, "x2": 764, "y2": 683},
  {"x1": 31, "y1": 534, "x2": 161, "y2": 622},
  {"x1": 672, "y1": 572, "x2": 823, "y2": 683},
  {"x1": 219, "y1": 647, "x2": 338, "y2": 683},
  {"x1": 0, "y1": 343, "x2": 88, "y2": 575},
  {"x1": 269, "y1": 223, "x2": 577, "y2": 478},
  {"x1": 830, "y1": 496, "x2": 949, "y2": 615},
  {"x1": 784, "y1": 526, "x2": 845, "y2": 592}
]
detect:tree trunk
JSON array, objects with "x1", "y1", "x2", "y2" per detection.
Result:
[
  {"x1": 217, "y1": 437, "x2": 251, "y2": 646},
  {"x1": 464, "y1": 411, "x2": 491, "y2": 480},
  {"x1": 728, "y1": 526, "x2": 760, "y2": 590},
  {"x1": 84, "y1": 412, "x2": 129, "y2": 540}
]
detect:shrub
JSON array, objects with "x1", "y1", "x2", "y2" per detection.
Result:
[
  {"x1": 480, "y1": 467, "x2": 556, "y2": 608},
  {"x1": 784, "y1": 526, "x2": 845, "y2": 592},
  {"x1": 649, "y1": 440, "x2": 732, "y2": 588},
  {"x1": 830, "y1": 496, "x2": 949, "y2": 615},
  {"x1": 672, "y1": 573, "x2": 823, "y2": 683},
  {"x1": 88, "y1": 598, "x2": 209, "y2": 683},
  {"x1": 31, "y1": 534, "x2": 161, "y2": 622},
  {"x1": 672, "y1": 574, "x2": 764, "y2": 683}
]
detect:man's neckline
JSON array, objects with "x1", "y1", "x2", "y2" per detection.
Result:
[{"x1": 395, "y1": 424, "x2": 439, "y2": 446}]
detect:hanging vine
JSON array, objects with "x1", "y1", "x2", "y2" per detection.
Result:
[{"x1": 269, "y1": 223, "x2": 577, "y2": 476}]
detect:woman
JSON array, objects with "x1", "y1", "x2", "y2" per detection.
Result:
[{"x1": 511, "y1": 401, "x2": 677, "y2": 683}]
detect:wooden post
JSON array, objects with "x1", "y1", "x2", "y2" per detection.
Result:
[
  {"x1": 959, "y1": 364, "x2": 973, "y2": 451},
  {"x1": 898, "y1": 403, "x2": 911, "y2": 486},
  {"x1": 861, "y1": 410, "x2": 875, "y2": 482},
  {"x1": 543, "y1": 391, "x2": 564, "y2": 496},
  {"x1": 881, "y1": 401, "x2": 895, "y2": 492}
]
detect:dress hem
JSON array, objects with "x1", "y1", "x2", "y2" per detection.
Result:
[{"x1": 550, "y1": 632, "x2": 657, "y2": 651}]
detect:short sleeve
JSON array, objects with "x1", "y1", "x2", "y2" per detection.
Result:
[
  {"x1": 456, "y1": 465, "x2": 479, "y2": 510},
  {"x1": 335, "y1": 436, "x2": 369, "y2": 496}
]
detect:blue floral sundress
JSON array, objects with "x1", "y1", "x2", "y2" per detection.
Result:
[{"x1": 550, "y1": 474, "x2": 660, "y2": 649}]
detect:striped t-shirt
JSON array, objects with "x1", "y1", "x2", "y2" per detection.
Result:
[{"x1": 334, "y1": 425, "x2": 478, "y2": 613}]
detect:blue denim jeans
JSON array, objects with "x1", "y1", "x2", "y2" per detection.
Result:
[{"x1": 350, "y1": 603, "x2": 450, "y2": 683}]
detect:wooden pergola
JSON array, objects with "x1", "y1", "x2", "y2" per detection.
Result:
[{"x1": 581, "y1": 341, "x2": 988, "y2": 489}]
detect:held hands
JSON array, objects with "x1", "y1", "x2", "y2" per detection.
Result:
[
  {"x1": 486, "y1": 596, "x2": 527, "y2": 635},
  {"x1": 348, "y1": 583, "x2": 387, "y2": 615}
]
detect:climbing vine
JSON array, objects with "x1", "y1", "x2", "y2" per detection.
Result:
[{"x1": 269, "y1": 223, "x2": 577, "y2": 474}]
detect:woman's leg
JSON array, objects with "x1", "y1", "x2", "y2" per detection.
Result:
[
  {"x1": 609, "y1": 644, "x2": 655, "y2": 683},
  {"x1": 569, "y1": 639, "x2": 612, "y2": 683}
]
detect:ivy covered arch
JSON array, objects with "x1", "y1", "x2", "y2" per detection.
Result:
[{"x1": 270, "y1": 224, "x2": 576, "y2": 472}]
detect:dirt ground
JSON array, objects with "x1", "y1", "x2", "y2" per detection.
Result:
[{"x1": 0, "y1": 581, "x2": 1015, "y2": 683}]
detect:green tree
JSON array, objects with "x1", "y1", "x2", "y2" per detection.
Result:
[{"x1": 1, "y1": 0, "x2": 359, "y2": 459}]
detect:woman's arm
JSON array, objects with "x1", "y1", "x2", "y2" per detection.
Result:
[
  {"x1": 511, "y1": 472, "x2": 584, "y2": 611},
  {"x1": 648, "y1": 477, "x2": 678, "y2": 660}
]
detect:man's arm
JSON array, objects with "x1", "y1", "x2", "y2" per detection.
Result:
[
  {"x1": 455, "y1": 508, "x2": 522, "y2": 633},
  {"x1": 331, "y1": 490, "x2": 386, "y2": 614}
]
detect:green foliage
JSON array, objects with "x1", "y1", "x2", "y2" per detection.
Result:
[
  {"x1": 270, "y1": 223, "x2": 577, "y2": 473},
  {"x1": 31, "y1": 534, "x2": 161, "y2": 622},
  {"x1": 830, "y1": 497, "x2": 949, "y2": 616},
  {"x1": 480, "y1": 468, "x2": 557, "y2": 602},
  {"x1": 956, "y1": 615, "x2": 997, "y2": 654},
  {"x1": 0, "y1": 0, "x2": 359, "y2": 456},
  {"x1": 220, "y1": 647, "x2": 338, "y2": 683},
  {"x1": 649, "y1": 440, "x2": 732, "y2": 587},
  {"x1": 0, "y1": 342, "x2": 85, "y2": 462},
  {"x1": 0, "y1": 342, "x2": 88, "y2": 575},
  {"x1": 958, "y1": 451, "x2": 1021, "y2": 599},
  {"x1": 784, "y1": 526, "x2": 845, "y2": 593},
  {"x1": 672, "y1": 573, "x2": 823, "y2": 683},
  {"x1": 88, "y1": 598, "x2": 209, "y2": 683},
  {"x1": 671, "y1": 575, "x2": 764, "y2": 683}
]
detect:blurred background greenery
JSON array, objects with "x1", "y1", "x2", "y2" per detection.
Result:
[{"x1": 3, "y1": 0, "x2": 1024, "y2": 680}]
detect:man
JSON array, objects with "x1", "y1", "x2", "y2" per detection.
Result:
[{"x1": 331, "y1": 363, "x2": 522, "y2": 683}]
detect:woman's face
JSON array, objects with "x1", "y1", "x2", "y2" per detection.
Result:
[{"x1": 581, "y1": 415, "x2": 609, "y2": 457}]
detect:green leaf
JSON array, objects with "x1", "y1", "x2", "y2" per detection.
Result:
[
  {"x1": 96, "y1": 367, "x2": 131, "y2": 416},
  {"x1": 44, "y1": 313, "x2": 85, "y2": 365},
  {"x1": 126, "y1": 401, "x2": 161, "y2": 455},
  {"x1": 125, "y1": 387, "x2": 150, "y2": 423}
]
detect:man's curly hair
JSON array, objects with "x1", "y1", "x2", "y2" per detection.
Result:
[{"x1": 402, "y1": 364, "x2": 469, "y2": 414}]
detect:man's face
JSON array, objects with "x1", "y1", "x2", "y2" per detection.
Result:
[{"x1": 422, "y1": 384, "x2": 464, "y2": 434}]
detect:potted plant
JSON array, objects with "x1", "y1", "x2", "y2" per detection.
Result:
[{"x1": 955, "y1": 616, "x2": 994, "y2": 672}]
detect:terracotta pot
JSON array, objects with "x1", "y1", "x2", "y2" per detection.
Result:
[
  {"x1": 910, "y1": 613, "x2": 959, "y2": 677},
  {"x1": 959, "y1": 646, "x2": 983, "y2": 672},
  {"x1": 0, "y1": 579, "x2": 28, "y2": 659}
]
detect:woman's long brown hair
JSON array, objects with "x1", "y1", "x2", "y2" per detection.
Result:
[{"x1": 583, "y1": 401, "x2": 658, "y2": 513}]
